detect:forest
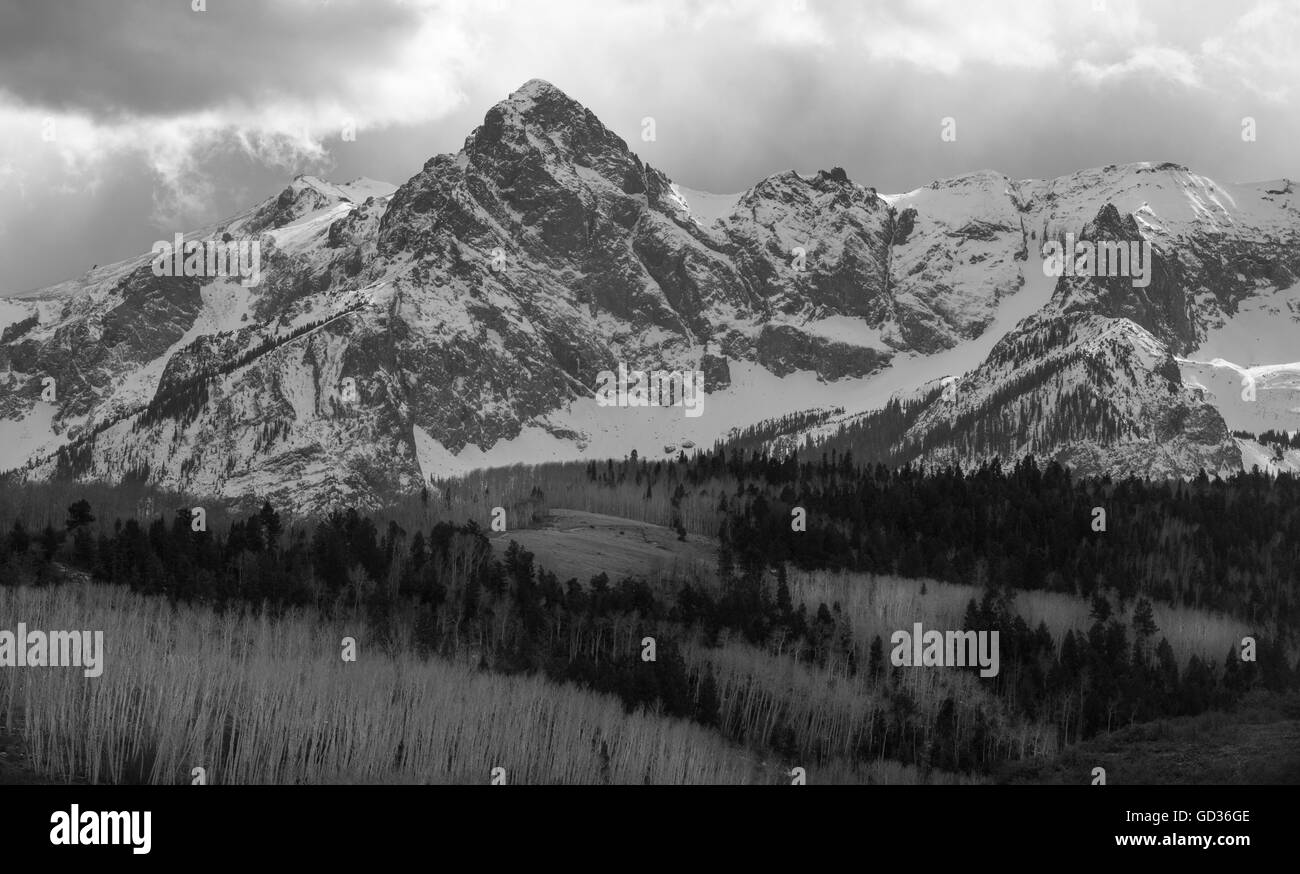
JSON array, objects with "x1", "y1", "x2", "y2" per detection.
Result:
[{"x1": 3, "y1": 445, "x2": 1297, "y2": 780}]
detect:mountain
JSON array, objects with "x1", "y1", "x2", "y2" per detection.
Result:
[{"x1": 1, "y1": 79, "x2": 1297, "y2": 510}]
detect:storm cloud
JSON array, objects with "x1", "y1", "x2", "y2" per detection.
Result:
[{"x1": 1, "y1": 0, "x2": 1297, "y2": 293}]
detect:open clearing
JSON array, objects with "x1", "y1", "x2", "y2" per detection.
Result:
[{"x1": 489, "y1": 509, "x2": 719, "y2": 583}]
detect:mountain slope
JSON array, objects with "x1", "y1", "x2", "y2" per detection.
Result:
[{"x1": 1, "y1": 80, "x2": 1297, "y2": 509}]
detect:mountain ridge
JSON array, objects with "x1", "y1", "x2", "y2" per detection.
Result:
[{"x1": 1, "y1": 79, "x2": 1296, "y2": 510}]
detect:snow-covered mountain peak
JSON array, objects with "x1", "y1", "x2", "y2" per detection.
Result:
[
  {"x1": 3, "y1": 81, "x2": 1298, "y2": 509},
  {"x1": 507, "y1": 77, "x2": 568, "y2": 104},
  {"x1": 464, "y1": 78, "x2": 635, "y2": 173},
  {"x1": 287, "y1": 174, "x2": 396, "y2": 205}
]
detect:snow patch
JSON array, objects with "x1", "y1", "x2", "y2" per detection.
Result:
[
  {"x1": 1190, "y1": 282, "x2": 1300, "y2": 366},
  {"x1": 672, "y1": 185, "x2": 743, "y2": 226},
  {"x1": 1178, "y1": 357, "x2": 1300, "y2": 433},
  {"x1": 0, "y1": 402, "x2": 59, "y2": 473}
]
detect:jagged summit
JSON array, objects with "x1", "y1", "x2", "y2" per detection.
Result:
[
  {"x1": 458, "y1": 77, "x2": 636, "y2": 178},
  {"x1": 1081, "y1": 202, "x2": 1143, "y2": 239},
  {"x1": 489, "y1": 78, "x2": 595, "y2": 125},
  {"x1": 2, "y1": 82, "x2": 1297, "y2": 510},
  {"x1": 510, "y1": 78, "x2": 569, "y2": 100}
]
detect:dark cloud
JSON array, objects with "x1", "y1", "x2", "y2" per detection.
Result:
[
  {"x1": 0, "y1": 0, "x2": 420, "y2": 119},
  {"x1": 0, "y1": 0, "x2": 1296, "y2": 294}
]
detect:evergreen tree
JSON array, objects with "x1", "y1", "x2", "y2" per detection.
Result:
[
  {"x1": 1089, "y1": 592, "x2": 1112, "y2": 623},
  {"x1": 868, "y1": 634, "x2": 885, "y2": 680},
  {"x1": 37, "y1": 524, "x2": 63, "y2": 562},
  {"x1": 775, "y1": 563, "x2": 793, "y2": 616},
  {"x1": 1131, "y1": 597, "x2": 1154, "y2": 633},
  {"x1": 258, "y1": 501, "x2": 282, "y2": 552},
  {"x1": 8, "y1": 520, "x2": 30, "y2": 555},
  {"x1": 66, "y1": 499, "x2": 95, "y2": 531}
]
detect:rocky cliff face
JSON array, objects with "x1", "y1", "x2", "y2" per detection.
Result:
[{"x1": 1, "y1": 80, "x2": 1296, "y2": 509}]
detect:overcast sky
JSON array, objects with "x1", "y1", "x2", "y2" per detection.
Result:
[{"x1": 1, "y1": 0, "x2": 1297, "y2": 294}]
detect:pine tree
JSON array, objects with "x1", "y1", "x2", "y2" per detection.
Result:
[
  {"x1": 1132, "y1": 598, "x2": 1156, "y2": 638},
  {"x1": 245, "y1": 517, "x2": 265, "y2": 553},
  {"x1": 37, "y1": 524, "x2": 63, "y2": 563},
  {"x1": 1090, "y1": 592, "x2": 1112, "y2": 623},
  {"x1": 8, "y1": 521, "x2": 30, "y2": 555},
  {"x1": 776, "y1": 563, "x2": 793, "y2": 616},
  {"x1": 65, "y1": 499, "x2": 95, "y2": 531},
  {"x1": 71, "y1": 527, "x2": 95, "y2": 569},
  {"x1": 258, "y1": 501, "x2": 282, "y2": 552},
  {"x1": 869, "y1": 634, "x2": 885, "y2": 680}
]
